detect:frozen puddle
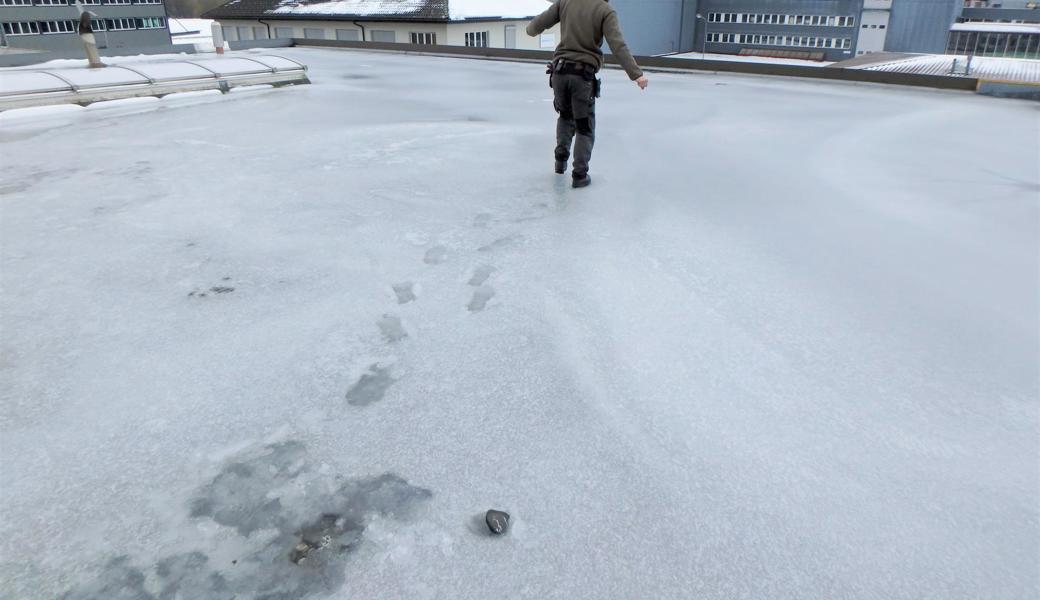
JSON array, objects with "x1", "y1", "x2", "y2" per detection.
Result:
[{"x1": 62, "y1": 441, "x2": 431, "y2": 598}]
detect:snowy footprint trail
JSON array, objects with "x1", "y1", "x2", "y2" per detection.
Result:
[{"x1": 0, "y1": 47, "x2": 1036, "y2": 600}]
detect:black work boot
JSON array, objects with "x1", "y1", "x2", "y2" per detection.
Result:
[
  {"x1": 572, "y1": 173, "x2": 592, "y2": 188},
  {"x1": 555, "y1": 160, "x2": 567, "y2": 174}
]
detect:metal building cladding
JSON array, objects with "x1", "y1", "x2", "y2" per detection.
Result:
[
  {"x1": 0, "y1": 0, "x2": 172, "y2": 52},
  {"x1": 689, "y1": 0, "x2": 862, "y2": 61}
]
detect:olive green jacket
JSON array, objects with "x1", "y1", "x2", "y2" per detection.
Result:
[{"x1": 527, "y1": 0, "x2": 644, "y2": 80}]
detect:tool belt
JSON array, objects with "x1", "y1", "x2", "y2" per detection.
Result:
[
  {"x1": 554, "y1": 59, "x2": 597, "y2": 78},
  {"x1": 546, "y1": 59, "x2": 602, "y2": 97}
]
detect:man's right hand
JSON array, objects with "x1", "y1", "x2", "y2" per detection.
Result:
[{"x1": 636, "y1": 76, "x2": 649, "y2": 90}]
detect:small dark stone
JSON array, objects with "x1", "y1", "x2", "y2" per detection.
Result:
[
  {"x1": 289, "y1": 541, "x2": 314, "y2": 564},
  {"x1": 485, "y1": 510, "x2": 510, "y2": 535},
  {"x1": 232, "y1": 560, "x2": 237, "y2": 565},
  {"x1": 210, "y1": 286, "x2": 234, "y2": 294}
]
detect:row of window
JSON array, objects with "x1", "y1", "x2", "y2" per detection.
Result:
[
  {"x1": 707, "y1": 31, "x2": 852, "y2": 49},
  {"x1": 862, "y1": 24, "x2": 887, "y2": 29},
  {"x1": 947, "y1": 30, "x2": 1040, "y2": 59},
  {"x1": 233, "y1": 26, "x2": 493, "y2": 47},
  {"x1": 1, "y1": 0, "x2": 160, "y2": 5},
  {"x1": 220, "y1": 25, "x2": 503, "y2": 45},
  {"x1": 464, "y1": 30, "x2": 488, "y2": 47},
  {"x1": 708, "y1": 13, "x2": 856, "y2": 27},
  {"x1": 1, "y1": 16, "x2": 163, "y2": 34},
  {"x1": 410, "y1": 31, "x2": 435, "y2": 45}
]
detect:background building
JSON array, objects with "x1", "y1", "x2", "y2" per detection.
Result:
[
  {"x1": 204, "y1": 0, "x2": 559, "y2": 50},
  {"x1": 610, "y1": 0, "x2": 696, "y2": 56},
  {"x1": 693, "y1": 0, "x2": 862, "y2": 61},
  {"x1": 688, "y1": 0, "x2": 1039, "y2": 61},
  {"x1": 951, "y1": 0, "x2": 1040, "y2": 57},
  {"x1": 1, "y1": 0, "x2": 172, "y2": 51}
]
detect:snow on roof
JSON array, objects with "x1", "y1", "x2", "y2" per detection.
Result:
[
  {"x1": 208, "y1": 0, "x2": 548, "y2": 20},
  {"x1": 950, "y1": 21, "x2": 1040, "y2": 34},
  {"x1": 448, "y1": 0, "x2": 550, "y2": 20},
  {"x1": 857, "y1": 53, "x2": 1040, "y2": 83},
  {"x1": 268, "y1": 0, "x2": 439, "y2": 17},
  {"x1": 670, "y1": 51, "x2": 833, "y2": 67},
  {"x1": 169, "y1": 18, "x2": 215, "y2": 36}
]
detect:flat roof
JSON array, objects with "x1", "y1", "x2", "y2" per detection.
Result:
[
  {"x1": 2, "y1": 47, "x2": 1037, "y2": 600},
  {"x1": 951, "y1": 21, "x2": 1040, "y2": 33}
]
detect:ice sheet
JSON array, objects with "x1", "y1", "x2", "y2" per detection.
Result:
[{"x1": 1, "y1": 47, "x2": 1037, "y2": 600}]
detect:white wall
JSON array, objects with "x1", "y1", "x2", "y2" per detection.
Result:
[
  {"x1": 856, "y1": 10, "x2": 891, "y2": 55},
  {"x1": 445, "y1": 21, "x2": 560, "y2": 50},
  {"x1": 215, "y1": 18, "x2": 558, "y2": 50}
]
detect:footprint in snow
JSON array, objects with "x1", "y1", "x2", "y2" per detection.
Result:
[
  {"x1": 468, "y1": 285, "x2": 495, "y2": 313},
  {"x1": 377, "y1": 315, "x2": 408, "y2": 343},
  {"x1": 346, "y1": 364, "x2": 396, "y2": 406},
  {"x1": 468, "y1": 265, "x2": 495, "y2": 287},
  {"x1": 392, "y1": 282, "x2": 416, "y2": 304},
  {"x1": 188, "y1": 277, "x2": 235, "y2": 298},
  {"x1": 478, "y1": 236, "x2": 519, "y2": 253},
  {"x1": 424, "y1": 246, "x2": 448, "y2": 265}
]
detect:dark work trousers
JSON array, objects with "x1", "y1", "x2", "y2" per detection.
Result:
[{"x1": 552, "y1": 70, "x2": 597, "y2": 178}]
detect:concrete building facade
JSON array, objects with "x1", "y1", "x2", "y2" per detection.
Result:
[
  {"x1": 205, "y1": 0, "x2": 560, "y2": 51},
  {"x1": 1, "y1": 0, "x2": 171, "y2": 51},
  {"x1": 210, "y1": 17, "x2": 555, "y2": 51}
]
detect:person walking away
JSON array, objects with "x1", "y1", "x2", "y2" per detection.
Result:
[{"x1": 527, "y1": 0, "x2": 648, "y2": 188}]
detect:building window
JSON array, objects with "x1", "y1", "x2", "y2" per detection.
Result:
[
  {"x1": 34, "y1": 0, "x2": 69, "y2": 5},
  {"x1": 133, "y1": 0, "x2": 163, "y2": 3},
  {"x1": 370, "y1": 29, "x2": 395, "y2": 42},
  {"x1": 91, "y1": 18, "x2": 105, "y2": 30},
  {"x1": 274, "y1": 26, "x2": 292, "y2": 39},
  {"x1": 105, "y1": 0, "x2": 133, "y2": 5},
  {"x1": 236, "y1": 25, "x2": 251, "y2": 39},
  {"x1": 39, "y1": 20, "x2": 76, "y2": 33},
  {"x1": 2, "y1": 21, "x2": 39, "y2": 35},
  {"x1": 303, "y1": 27, "x2": 325, "y2": 39},
  {"x1": 410, "y1": 31, "x2": 436, "y2": 45},
  {"x1": 0, "y1": 0, "x2": 34, "y2": 5},
  {"x1": 136, "y1": 17, "x2": 164, "y2": 29},
  {"x1": 335, "y1": 28, "x2": 359, "y2": 41},
  {"x1": 80, "y1": 0, "x2": 102, "y2": 4},
  {"x1": 253, "y1": 26, "x2": 267, "y2": 39},
  {"x1": 464, "y1": 31, "x2": 488, "y2": 47},
  {"x1": 106, "y1": 17, "x2": 135, "y2": 30}
]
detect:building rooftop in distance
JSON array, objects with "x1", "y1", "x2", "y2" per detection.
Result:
[
  {"x1": 1, "y1": 47, "x2": 1037, "y2": 600},
  {"x1": 851, "y1": 52, "x2": 1040, "y2": 82},
  {"x1": 205, "y1": 0, "x2": 551, "y2": 20}
]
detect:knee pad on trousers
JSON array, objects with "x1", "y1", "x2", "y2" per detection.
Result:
[{"x1": 576, "y1": 117, "x2": 593, "y2": 136}]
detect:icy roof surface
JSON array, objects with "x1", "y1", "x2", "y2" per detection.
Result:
[{"x1": 1, "y1": 47, "x2": 1037, "y2": 600}]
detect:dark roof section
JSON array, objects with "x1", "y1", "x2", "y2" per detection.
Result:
[{"x1": 204, "y1": 0, "x2": 449, "y2": 20}]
